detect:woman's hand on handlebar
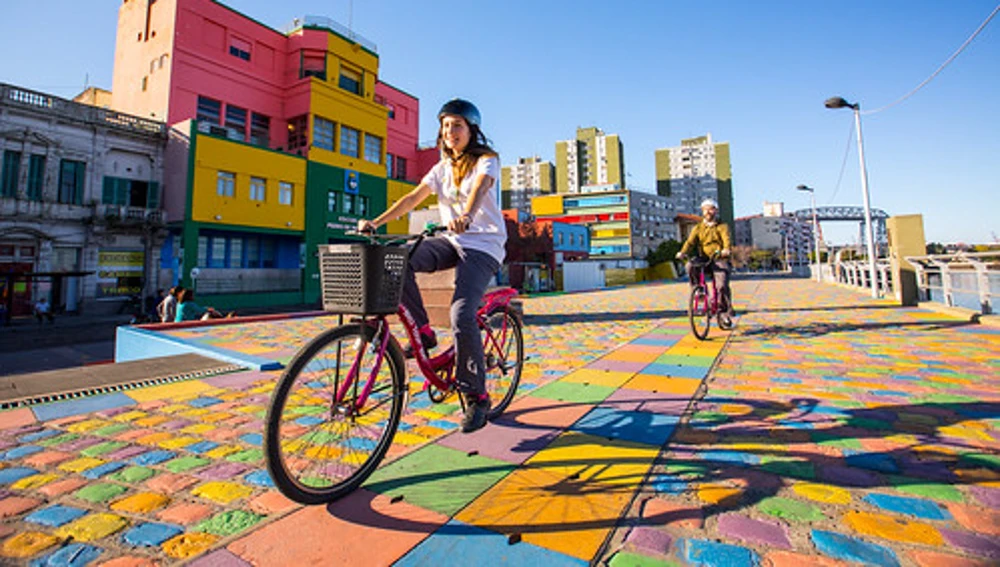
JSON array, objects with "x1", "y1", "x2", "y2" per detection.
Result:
[
  {"x1": 447, "y1": 214, "x2": 472, "y2": 234},
  {"x1": 357, "y1": 219, "x2": 377, "y2": 234}
]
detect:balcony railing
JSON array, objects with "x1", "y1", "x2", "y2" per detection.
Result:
[
  {"x1": 282, "y1": 15, "x2": 378, "y2": 53},
  {"x1": 101, "y1": 205, "x2": 167, "y2": 225},
  {"x1": 1, "y1": 83, "x2": 166, "y2": 137}
]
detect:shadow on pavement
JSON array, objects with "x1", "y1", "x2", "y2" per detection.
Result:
[
  {"x1": 524, "y1": 309, "x2": 687, "y2": 326},
  {"x1": 738, "y1": 318, "x2": 978, "y2": 339}
]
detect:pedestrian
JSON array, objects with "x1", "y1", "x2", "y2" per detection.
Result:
[
  {"x1": 34, "y1": 296, "x2": 55, "y2": 324},
  {"x1": 157, "y1": 286, "x2": 182, "y2": 323},
  {"x1": 357, "y1": 98, "x2": 506, "y2": 433},
  {"x1": 174, "y1": 288, "x2": 232, "y2": 322}
]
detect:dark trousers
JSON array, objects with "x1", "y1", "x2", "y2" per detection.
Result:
[
  {"x1": 687, "y1": 259, "x2": 732, "y2": 310},
  {"x1": 401, "y1": 237, "x2": 500, "y2": 396}
]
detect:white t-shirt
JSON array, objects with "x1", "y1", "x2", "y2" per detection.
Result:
[{"x1": 421, "y1": 154, "x2": 507, "y2": 264}]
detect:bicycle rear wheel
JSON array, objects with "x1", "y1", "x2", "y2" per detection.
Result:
[
  {"x1": 481, "y1": 307, "x2": 523, "y2": 419},
  {"x1": 688, "y1": 286, "x2": 711, "y2": 340},
  {"x1": 264, "y1": 323, "x2": 406, "y2": 504}
]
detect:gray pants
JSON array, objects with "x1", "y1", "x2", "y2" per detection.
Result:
[{"x1": 402, "y1": 237, "x2": 500, "y2": 396}]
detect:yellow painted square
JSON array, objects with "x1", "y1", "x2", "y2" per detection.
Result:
[
  {"x1": 111, "y1": 411, "x2": 148, "y2": 423},
  {"x1": 158, "y1": 436, "x2": 201, "y2": 450},
  {"x1": 136, "y1": 432, "x2": 174, "y2": 446},
  {"x1": 180, "y1": 424, "x2": 215, "y2": 435},
  {"x1": 134, "y1": 416, "x2": 170, "y2": 428},
  {"x1": 625, "y1": 375, "x2": 701, "y2": 397},
  {"x1": 66, "y1": 419, "x2": 109, "y2": 433},
  {"x1": 126, "y1": 381, "x2": 218, "y2": 403},
  {"x1": 58, "y1": 457, "x2": 105, "y2": 473},
  {"x1": 560, "y1": 369, "x2": 635, "y2": 388}
]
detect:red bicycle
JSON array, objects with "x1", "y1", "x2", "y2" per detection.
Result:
[
  {"x1": 686, "y1": 252, "x2": 733, "y2": 340},
  {"x1": 264, "y1": 226, "x2": 523, "y2": 504}
]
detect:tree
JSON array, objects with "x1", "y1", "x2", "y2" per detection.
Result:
[
  {"x1": 646, "y1": 239, "x2": 681, "y2": 267},
  {"x1": 926, "y1": 242, "x2": 946, "y2": 255}
]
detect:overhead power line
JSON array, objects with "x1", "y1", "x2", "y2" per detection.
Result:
[{"x1": 864, "y1": 3, "x2": 1000, "y2": 115}]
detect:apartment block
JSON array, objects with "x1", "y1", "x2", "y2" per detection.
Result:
[
  {"x1": 500, "y1": 156, "x2": 554, "y2": 212},
  {"x1": 555, "y1": 127, "x2": 625, "y2": 194},
  {"x1": 655, "y1": 133, "x2": 733, "y2": 226}
]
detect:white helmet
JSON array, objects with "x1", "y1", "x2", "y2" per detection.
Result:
[{"x1": 700, "y1": 198, "x2": 718, "y2": 209}]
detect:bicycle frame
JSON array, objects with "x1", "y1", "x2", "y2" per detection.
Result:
[
  {"x1": 692, "y1": 260, "x2": 721, "y2": 316},
  {"x1": 334, "y1": 287, "x2": 519, "y2": 411}
]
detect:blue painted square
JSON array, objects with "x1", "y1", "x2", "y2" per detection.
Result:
[
  {"x1": 426, "y1": 419, "x2": 458, "y2": 430},
  {"x1": 29, "y1": 543, "x2": 102, "y2": 567},
  {"x1": 3, "y1": 445, "x2": 43, "y2": 460},
  {"x1": 777, "y1": 420, "x2": 816, "y2": 429},
  {"x1": 186, "y1": 441, "x2": 220, "y2": 454},
  {"x1": 122, "y1": 522, "x2": 183, "y2": 547},
  {"x1": 19, "y1": 429, "x2": 60, "y2": 443},
  {"x1": 811, "y1": 530, "x2": 900, "y2": 567},
  {"x1": 81, "y1": 461, "x2": 127, "y2": 479},
  {"x1": 0, "y1": 467, "x2": 39, "y2": 485},
  {"x1": 570, "y1": 406, "x2": 677, "y2": 447},
  {"x1": 680, "y1": 538, "x2": 760, "y2": 567},
  {"x1": 640, "y1": 363, "x2": 707, "y2": 379},
  {"x1": 294, "y1": 415, "x2": 325, "y2": 426},
  {"x1": 696, "y1": 450, "x2": 760, "y2": 467},
  {"x1": 649, "y1": 474, "x2": 687, "y2": 495},
  {"x1": 188, "y1": 397, "x2": 222, "y2": 408},
  {"x1": 25, "y1": 505, "x2": 88, "y2": 527},
  {"x1": 244, "y1": 470, "x2": 274, "y2": 487},
  {"x1": 395, "y1": 519, "x2": 587, "y2": 566},
  {"x1": 31, "y1": 393, "x2": 136, "y2": 422},
  {"x1": 863, "y1": 493, "x2": 951, "y2": 520},
  {"x1": 240, "y1": 433, "x2": 263, "y2": 446},
  {"x1": 845, "y1": 452, "x2": 899, "y2": 474},
  {"x1": 772, "y1": 377, "x2": 802, "y2": 384},
  {"x1": 131, "y1": 450, "x2": 175, "y2": 466}
]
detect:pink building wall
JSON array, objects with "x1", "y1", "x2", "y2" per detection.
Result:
[{"x1": 375, "y1": 82, "x2": 420, "y2": 183}]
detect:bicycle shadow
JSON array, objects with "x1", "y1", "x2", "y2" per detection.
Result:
[
  {"x1": 523, "y1": 309, "x2": 688, "y2": 326},
  {"x1": 737, "y1": 318, "x2": 978, "y2": 340},
  {"x1": 323, "y1": 397, "x2": 999, "y2": 539}
]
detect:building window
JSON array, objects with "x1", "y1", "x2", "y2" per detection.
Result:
[
  {"x1": 279, "y1": 182, "x2": 293, "y2": 205},
  {"x1": 250, "y1": 112, "x2": 270, "y2": 146},
  {"x1": 250, "y1": 176, "x2": 266, "y2": 201},
  {"x1": 225, "y1": 105, "x2": 247, "y2": 141},
  {"x1": 27, "y1": 154, "x2": 45, "y2": 201},
  {"x1": 327, "y1": 190, "x2": 337, "y2": 213},
  {"x1": 386, "y1": 104, "x2": 395, "y2": 119},
  {"x1": 1, "y1": 150, "x2": 21, "y2": 197},
  {"x1": 229, "y1": 238, "x2": 243, "y2": 268},
  {"x1": 357, "y1": 195, "x2": 369, "y2": 217},
  {"x1": 58, "y1": 159, "x2": 86, "y2": 205},
  {"x1": 287, "y1": 115, "x2": 307, "y2": 153},
  {"x1": 229, "y1": 37, "x2": 251, "y2": 61},
  {"x1": 210, "y1": 237, "x2": 226, "y2": 268},
  {"x1": 246, "y1": 237, "x2": 260, "y2": 268},
  {"x1": 363, "y1": 134, "x2": 382, "y2": 164},
  {"x1": 386, "y1": 153, "x2": 393, "y2": 178},
  {"x1": 394, "y1": 156, "x2": 407, "y2": 180},
  {"x1": 342, "y1": 193, "x2": 354, "y2": 215},
  {"x1": 340, "y1": 126, "x2": 359, "y2": 158},
  {"x1": 197, "y1": 96, "x2": 222, "y2": 125},
  {"x1": 313, "y1": 117, "x2": 335, "y2": 151},
  {"x1": 217, "y1": 171, "x2": 235, "y2": 197},
  {"x1": 300, "y1": 51, "x2": 326, "y2": 80},
  {"x1": 338, "y1": 66, "x2": 362, "y2": 95}
]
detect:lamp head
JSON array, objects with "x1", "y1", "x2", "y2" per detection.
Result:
[
  {"x1": 825, "y1": 96, "x2": 856, "y2": 110},
  {"x1": 796, "y1": 184, "x2": 813, "y2": 192}
]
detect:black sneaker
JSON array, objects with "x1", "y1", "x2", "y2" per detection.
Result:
[
  {"x1": 404, "y1": 331, "x2": 438, "y2": 359},
  {"x1": 460, "y1": 392, "x2": 491, "y2": 433}
]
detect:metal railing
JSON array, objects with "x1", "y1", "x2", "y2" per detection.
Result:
[
  {"x1": 1, "y1": 83, "x2": 166, "y2": 137},
  {"x1": 835, "y1": 259, "x2": 894, "y2": 298},
  {"x1": 282, "y1": 15, "x2": 378, "y2": 53},
  {"x1": 101, "y1": 205, "x2": 167, "y2": 225},
  {"x1": 904, "y1": 252, "x2": 1000, "y2": 315}
]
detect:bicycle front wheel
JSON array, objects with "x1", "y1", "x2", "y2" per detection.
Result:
[
  {"x1": 688, "y1": 286, "x2": 711, "y2": 340},
  {"x1": 481, "y1": 307, "x2": 523, "y2": 419},
  {"x1": 264, "y1": 323, "x2": 406, "y2": 504}
]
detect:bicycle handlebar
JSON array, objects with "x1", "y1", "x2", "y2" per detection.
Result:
[{"x1": 346, "y1": 224, "x2": 449, "y2": 257}]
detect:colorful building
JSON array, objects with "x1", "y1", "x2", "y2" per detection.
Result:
[
  {"x1": 111, "y1": 0, "x2": 425, "y2": 307},
  {"x1": 531, "y1": 190, "x2": 675, "y2": 262},
  {"x1": 501, "y1": 156, "x2": 554, "y2": 213}
]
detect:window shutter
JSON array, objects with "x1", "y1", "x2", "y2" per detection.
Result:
[
  {"x1": 102, "y1": 177, "x2": 115, "y2": 204},
  {"x1": 147, "y1": 181, "x2": 160, "y2": 209}
]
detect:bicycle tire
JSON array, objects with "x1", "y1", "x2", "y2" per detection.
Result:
[
  {"x1": 264, "y1": 323, "x2": 406, "y2": 504},
  {"x1": 482, "y1": 307, "x2": 523, "y2": 419},
  {"x1": 688, "y1": 286, "x2": 711, "y2": 340}
]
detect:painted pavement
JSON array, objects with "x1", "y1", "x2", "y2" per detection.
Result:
[{"x1": 0, "y1": 278, "x2": 996, "y2": 566}]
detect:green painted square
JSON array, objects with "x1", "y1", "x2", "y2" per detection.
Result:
[
  {"x1": 921, "y1": 394, "x2": 978, "y2": 404},
  {"x1": 959, "y1": 453, "x2": 1000, "y2": 470},
  {"x1": 108, "y1": 466, "x2": 157, "y2": 483},
  {"x1": 365, "y1": 444, "x2": 515, "y2": 516},
  {"x1": 810, "y1": 433, "x2": 862, "y2": 450},
  {"x1": 75, "y1": 482, "x2": 128, "y2": 503},
  {"x1": 830, "y1": 400, "x2": 865, "y2": 409},
  {"x1": 609, "y1": 550, "x2": 681, "y2": 567},
  {"x1": 93, "y1": 423, "x2": 131, "y2": 436},
  {"x1": 843, "y1": 417, "x2": 893, "y2": 431},
  {"x1": 80, "y1": 441, "x2": 128, "y2": 458},
  {"x1": 39, "y1": 433, "x2": 79, "y2": 447},
  {"x1": 759, "y1": 457, "x2": 816, "y2": 480},
  {"x1": 195, "y1": 509, "x2": 264, "y2": 537},
  {"x1": 164, "y1": 456, "x2": 211, "y2": 473},
  {"x1": 887, "y1": 475, "x2": 964, "y2": 503},
  {"x1": 226, "y1": 449, "x2": 263, "y2": 463},
  {"x1": 756, "y1": 496, "x2": 826, "y2": 522},
  {"x1": 530, "y1": 380, "x2": 614, "y2": 404}
]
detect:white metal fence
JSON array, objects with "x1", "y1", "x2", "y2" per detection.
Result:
[{"x1": 904, "y1": 252, "x2": 1000, "y2": 315}]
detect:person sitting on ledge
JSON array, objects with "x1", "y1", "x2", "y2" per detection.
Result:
[{"x1": 174, "y1": 289, "x2": 233, "y2": 322}]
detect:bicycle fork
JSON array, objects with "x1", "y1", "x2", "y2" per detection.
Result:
[{"x1": 336, "y1": 319, "x2": 394, "y2": 414}]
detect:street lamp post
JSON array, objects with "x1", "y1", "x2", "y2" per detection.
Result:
[
  {"x1": 825, "y1": 96, "x2": 879, "y2": 298},
  {"x1": 796, "y1": 184, "x2": 823, "y2": 282}
]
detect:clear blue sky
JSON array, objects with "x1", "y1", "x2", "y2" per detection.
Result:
[{"x1": 2, "y1": 1, "x2": 997, "y2": 245}]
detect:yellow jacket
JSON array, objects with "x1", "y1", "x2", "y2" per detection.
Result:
[{"x1": 680, "y1": 221, "x2": 731, "y2": 258}]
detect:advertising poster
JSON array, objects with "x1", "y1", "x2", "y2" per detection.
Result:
[{"x1": 96, "y1": 249, "x2": 144, "y2": 299}]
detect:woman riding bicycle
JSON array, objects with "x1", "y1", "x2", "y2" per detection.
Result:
[
  {"x1": 357, "y1": 98, "x2": 506, "y2": 433},
  {"x1": 676, "y1": 198, "x2": 734, "y2": 316}
]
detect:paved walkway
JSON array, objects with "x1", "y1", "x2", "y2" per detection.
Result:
[{"x1": 0, "y1": 278, "x2": 996, "y2": 566}]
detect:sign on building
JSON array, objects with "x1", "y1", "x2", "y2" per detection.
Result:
[{"x1": 96, "y1": 249, "x2": 144, "y2": 299}]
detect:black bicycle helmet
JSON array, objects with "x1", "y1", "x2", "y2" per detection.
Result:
[{"x1": 438, "y1": 99, "x2": 481, "y2": 127}]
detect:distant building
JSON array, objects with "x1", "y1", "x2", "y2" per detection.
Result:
[
  {"x1": 655, "y1": 133, "x2": 733, "y2": 226},
  {"x1": 733, "y1": 201, "x2": 815, "y2": 266},
  {"x1": 501, "y1": 156, "x2": 554, "y2": 212},
  {"x1": 73, "y1": 87, "x2": 113, "y2": 109},
  {"x1": 555, "y1": 127, "x2": 625, "y2": 194},
  {"x1": 1, "y1": 82, "x2": 166, "y2": 316}
]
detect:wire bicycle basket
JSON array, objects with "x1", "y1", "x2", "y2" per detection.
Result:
[{"x1": 318, "y1": 243, "x2": 408, "y2": 315}]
